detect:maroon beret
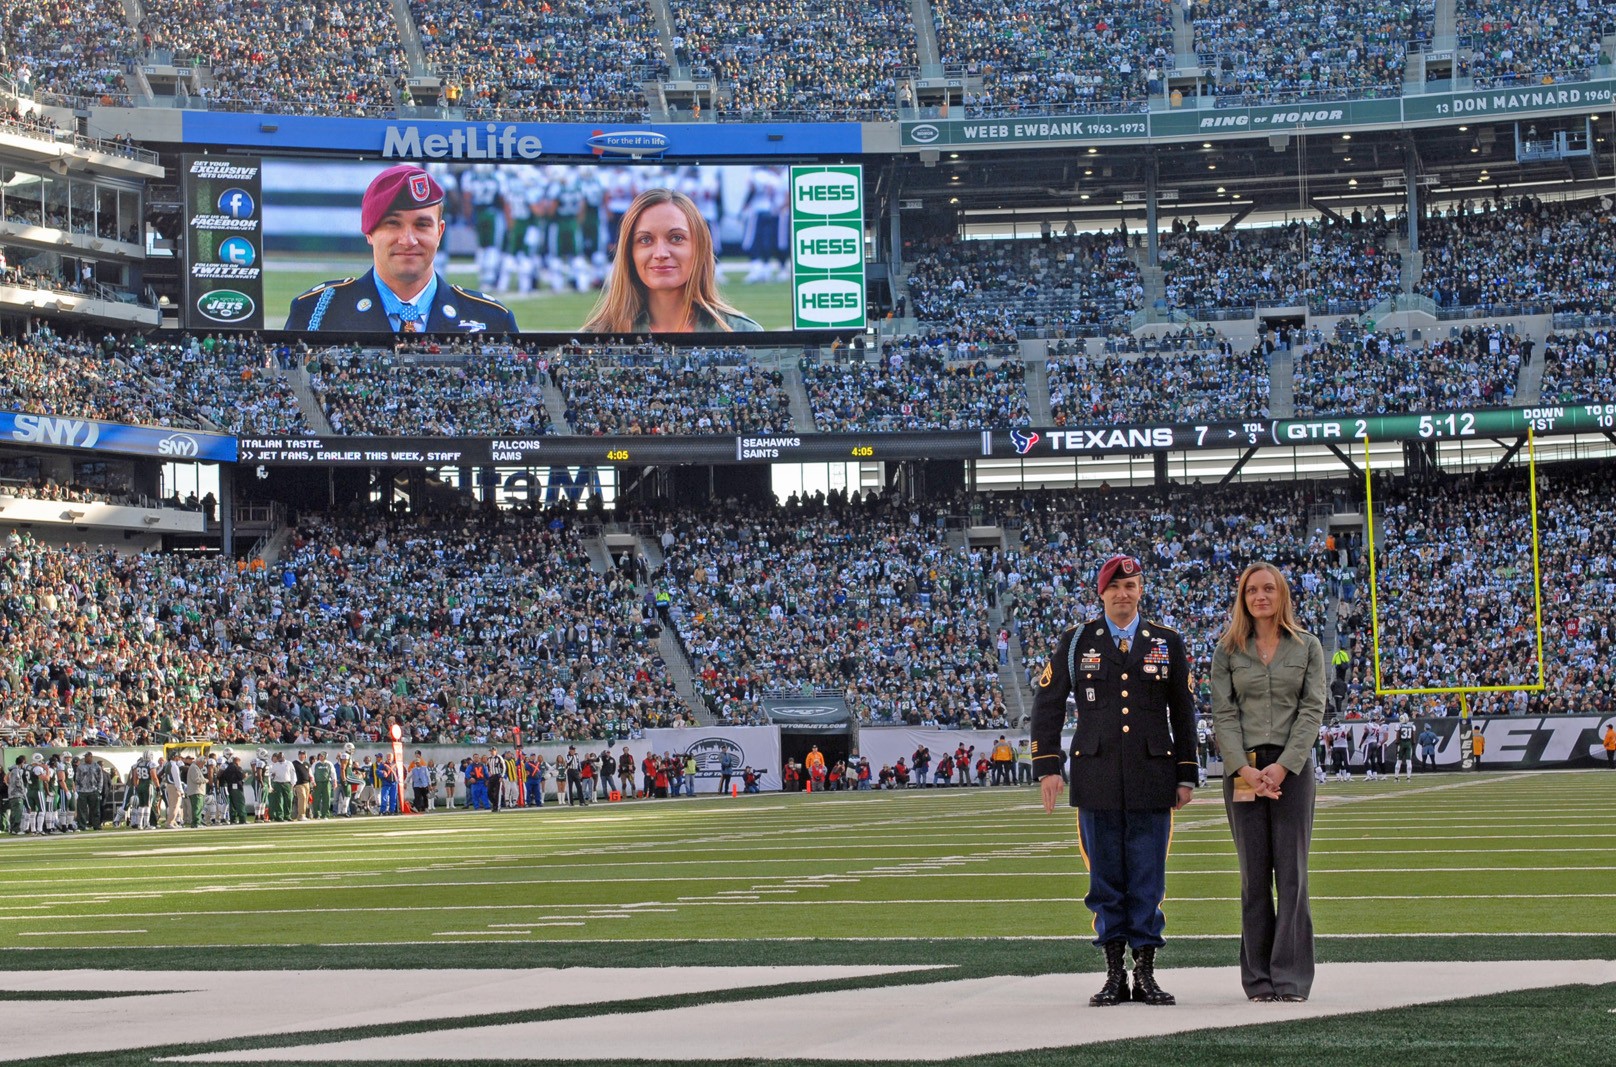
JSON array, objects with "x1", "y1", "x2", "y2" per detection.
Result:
[
  {"x1": 360, "y1": 165, "x2": 444, "y2": 235},
  {"x1": 1097, "y1": 554, "x2": 1143, "y2": 593}
]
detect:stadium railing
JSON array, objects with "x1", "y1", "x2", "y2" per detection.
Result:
[{"x1": 0, "y1": 102, "x2": 159, "y2": 165}]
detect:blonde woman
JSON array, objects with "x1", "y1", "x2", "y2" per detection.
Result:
[
  {"x1": 583, "y1": 188, "x2": 763, "y2": 333},
  {"x1": 1210, "y1": 562, "x2": 1326, "y2": 1003}
]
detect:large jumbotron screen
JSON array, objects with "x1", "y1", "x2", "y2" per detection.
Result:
[{"x1": 183, "y1": 157, "x2": 867, "y2": 335}]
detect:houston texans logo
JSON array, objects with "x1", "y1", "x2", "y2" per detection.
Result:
[{"x1": 1010, "y1": 430, "x2": 1040, "y2": 455}]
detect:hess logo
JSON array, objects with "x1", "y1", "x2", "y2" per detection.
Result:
[
  {"x1": 796, "y1": 279, "x2": 863, "y2": 323},
  {"x1": 1010, "y1": 429, "x2": 1040, "y2": 455},
  {"x1": 794, "y1": 224, "x2": 861, "y2": 270},
  {"x1": 792, "y1": 170, "x2": 860, "y2": 215}
]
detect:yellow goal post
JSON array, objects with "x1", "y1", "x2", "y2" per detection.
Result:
[{"x1": 1361, "y1": 428, "x2": 1546, "y2": 711}]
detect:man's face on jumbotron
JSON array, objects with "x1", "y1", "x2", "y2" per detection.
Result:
[{"x1": 366, "y1": 204, "x2": 445, "y2": 299}]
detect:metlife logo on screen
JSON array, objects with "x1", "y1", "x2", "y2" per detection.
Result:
[
  {"x1": 790, "y1": 166, "x2": 865, "y2": 330},
  {"x1": 183, "y1": 156, "x2": 265, "y2": 329}
]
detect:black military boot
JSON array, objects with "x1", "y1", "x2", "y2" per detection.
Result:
[
  {"x1": 1130, "y1": 946, "x2": 1176, "y2": 1005},
  {"x1": 1089, "y1": 940, "x2": 1130, "y2": 1006}
]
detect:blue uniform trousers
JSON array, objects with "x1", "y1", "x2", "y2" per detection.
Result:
[{"x1": 1078, "y1": 807, "x2": 1172, "y2": 948}]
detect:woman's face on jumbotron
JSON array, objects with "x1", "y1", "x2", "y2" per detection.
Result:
[{"x1": 631, "y1": 202, "x2": 694, "y2": 292}]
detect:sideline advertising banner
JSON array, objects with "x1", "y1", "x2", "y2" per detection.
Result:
[{"x1": 645, "y1": 725, "x2": 783, "y2": 793}]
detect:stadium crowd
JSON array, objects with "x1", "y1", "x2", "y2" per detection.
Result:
[
  {"x1": 906, "y1": 234, "x2": 1144, "y2": 338},
  {"x1": 134, "y1": 0, "x2": 406, "y2": 114},
  {"x1": 0, "y1": 330, "x2": 202, "y2": 429},
  {"x1": 1415, "y1": 196, "x2": 1616, "y2": 313},
  {"x1": 1539, "y1": 328, "x2": 1615, "y2": 404},
  {"x1": 553, "y1": 351, "x2": 794, "y2": 435},
  {"x1": 673, "y1": 0, "x2": 915, "y2": 118},
  {"x1": 993, "y1": 481, "x2": 1340, "y2": 724},
  {"x1": 1291, "y1": 320, "x2": 1523, "y2": 415},
  {"x1": 804, "y1": 351, "x2": 1029, "y2": 432},
  {"x1": 3, "y1": 0, "x2": 137, "y2": 104},
  {"x1": 653, "y1": 496, "x2": 1008, "y2": 728},
  {"x1": 1192, "y1": 0, "x2": 1428, "y2": 101},
  {"x1": 134, "y1": 335, "x2": 311, "y2": 435},
  {"x1": 411, "y1": 0, "x2": 663, "y2": 119},
  {"x1": 311, "y1": 343, "x2": 553, "y2": 436},
  {"x1": 0, "y1": 331, "x2": 315, "y2": 434},
  {"x1": 1046, "y1": 345, "x2": 1271, "y2": 424},
  {"x1": 1159, "y1": 217, "x2": 1403, "y2": 315},
  {"x1": 1335, "y1": 463, "x2": 1616, "y2": 719},
  {"x1": 1456, "y1": 0, "x2": 1608, "y2": 86},
  {"x1": 931, "y1": 0, "x2": 1171, "y2": 113},
  {"x1": 0, "y1": 508, "x2": 690, "y2": 750}
]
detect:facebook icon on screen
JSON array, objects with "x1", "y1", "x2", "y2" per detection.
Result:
[{"x1": 217, "y1": 188, "x2": 255, "y2": 219}]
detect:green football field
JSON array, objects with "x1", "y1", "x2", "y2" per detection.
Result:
[
  {"x1": 262, "y1": 257, "x2": 795, "y2": 332},
  {"x1": 4, "y1": 770, "x2": 1615, "y2": 1066}
]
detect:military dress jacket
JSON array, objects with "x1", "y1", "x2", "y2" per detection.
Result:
[
  {"x1": 284, "y1": 269, "x2": 517, "y2": 333},
  {"x1": 1029, "y1": 617, "x2": 1199, "y2": 811}
]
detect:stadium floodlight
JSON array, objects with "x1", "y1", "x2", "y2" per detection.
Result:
[{"x1": 1362, "y1": 429, "x2": 1546, "y2": 709}]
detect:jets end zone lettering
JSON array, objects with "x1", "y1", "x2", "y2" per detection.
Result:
[{"x1": 791, "y1": 166, "x2": 865, "y2": 330}]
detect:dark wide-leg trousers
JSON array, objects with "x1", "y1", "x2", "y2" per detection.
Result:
[
  {"x1": 1077, "y1": 807, "x2": 1172, "y2": 949},
  {"x1": 1224, "y1": 759, "x2": 1316, "y2": 999}
]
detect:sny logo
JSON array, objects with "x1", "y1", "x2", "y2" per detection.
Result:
[{"x1": 1010, "y1": 429, "x2": 1040, "y2": 455}]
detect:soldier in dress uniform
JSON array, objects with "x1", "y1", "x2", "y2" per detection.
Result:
[
  {"x1": 1032, "y1": 554, "x2": 1199, "y2": 1007},
  {"x1": 285, "y1": 164, "x2": 518, "y2": 334}
]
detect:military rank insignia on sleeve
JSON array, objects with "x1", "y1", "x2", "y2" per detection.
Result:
[{"x1": 1037, "y1": 662, "x2": 1054, "y2": 687}]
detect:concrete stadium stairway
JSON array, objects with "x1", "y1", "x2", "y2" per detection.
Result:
[
  {"x1": 1172, "y1": 1, "x2": 1196, "y2": 62},
  {"x1": 1132, "y1": 246, "x2": 1167, "y2": 308},
  {"x1": 647, "y1": 0, "x2": 684, "y2": 77},
  {"x1": 1268, "y1": 346, "x2": 1295, "y2": 418},
  {"x1": 777, "y1": 353, "x2": 817, "y2": 433},
  {"x1": 539, "y1": 371, "x2": 574, "y2": 434},
  {"x1": 254, "y1": 523, "x2": 295, "y2": 567},
  {"x1": 286, "y1": 364, "x2": 335, "y2": 436},
  {"x1": 962, "y1": 526, "x2": 1034, "y2": 728},
  {"x1": 1433, "y1": 0, "x2": 1457, "y2": 41},
  {"x1": 1516, "y1": 347, "x2": 1546, "y2": 405},
  {"x1": 632, "y1": 529, "x2": 714, "y2": 725},
  {"x1": 911, "y1": 0, "x2": 941, "y2": 70},
  {"x1": 389, "y1": 0, "x2": 430, "y2": 77},
  {"x1": 1402, "y1": 248, "x2": 1423, "y2": 294},
  {"x1": 1024, "y1": 355, "x2": 1053, "y2": 425}
]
